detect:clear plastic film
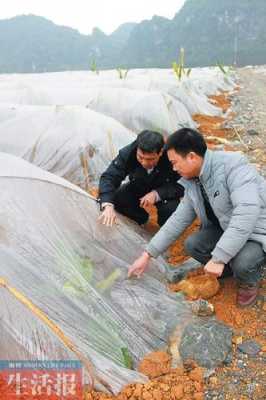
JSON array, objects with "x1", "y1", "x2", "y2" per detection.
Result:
[
  {"x1": 0, "y1": 153, "x2": 196, "y2": 394},
  {"x1": 0, "y1": 68, "x2": 236, "y2": 121},
  {"x1": 0, "y1": 85, "x2": 196, "y2": 135},
  {"x1": 0, "y1": 104, "x2": 134, "y2": 189}
]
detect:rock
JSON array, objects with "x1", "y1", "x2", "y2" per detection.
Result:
[
  {"x1": 209, "y1": 376, "x2": 218, "y2": 385},
  {"x1": 236, "y1": 359, "x2": 246, "y2": 368},
  {"x1": 172, "y1": 274, "x2": 220, "y2": 300},
  {"x1": 191, "y1": 299, "x2": 215, "y2": 316},
  {"x1": 138, "y1": 351, "x2": 171, "y2": 378},
  {"x1": 204, "y1": 368, "x2": 216, "y2": 379},
  {"x1": 223, "y1": 351, "x2": 233, "y2": 366},
  {"x1": 179, "y1": 320, "x2": 233, "y2": 369},
  {"x1": 237, "y1": 340, "x2": 261, "y2": 356},
  {"x1": 165, "y1": 258, "x2": 201, "y2": 283},
  {"x1": 246, "y1": 382, "x2": 257, "y2": 395},
  {"x1": 247, "y1": 129, "x2": 259, "y2": 136},
  {"x1": 232, "y1": 336, "x2": 243, "y2": 345}
]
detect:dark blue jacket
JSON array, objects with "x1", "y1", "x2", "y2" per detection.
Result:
[{"x1": 99, "y1": 140, "x2": 184, "y2": 204}]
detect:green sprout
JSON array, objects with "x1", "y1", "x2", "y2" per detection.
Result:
[
  {"x1": 116, "y1": 68, "x2": 129, "y2": 79},
  {"x1": 90, "y1": 59, "x2": 99, "y2": 75},
  {"x1": 172, "y1": 47, "x2": 191, "y2": 81}
]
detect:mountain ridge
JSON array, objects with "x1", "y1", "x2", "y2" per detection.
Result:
[{"x1": 0, "y1": 0, "x2": 265, "y2": 73}]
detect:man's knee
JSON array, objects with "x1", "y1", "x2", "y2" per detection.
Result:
[
  {"x1": 184, "y1": 227, "x2": 223, "y2": 264},
  {"x1": 231, "y1": 241, "x2": 265, "y2": 280},
  {"x1": 113, "y1": 184, "x2": 132, "y2": 208},
  {"x1": 184, "y1": 233, "x2": 202, "y2": 257},
  {"x1": 113, "y1": 185, "x2": 149, "y2": 224}
]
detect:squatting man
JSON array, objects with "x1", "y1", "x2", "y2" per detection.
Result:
[
  {"x1": 128, "y1": 128, "x2": 266, "y2": 307},
  {"x1": 98, "y1": 130, "x2": 184, "y2": 227}
]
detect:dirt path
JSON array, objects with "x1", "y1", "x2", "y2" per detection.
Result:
[
  {"x1": 200, "y1": 67, "x2": 266, "y2": 400},
  {"x1": 227, "y1": 66, "x2": 266, "y2": 177}
]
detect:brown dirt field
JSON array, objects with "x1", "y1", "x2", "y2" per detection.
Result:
[
  {"x1": 208, "y1": 93, "x2": 231, "y2": 113},
  {"x1": 84, "y1": 363, "x2": 205, "y2": 400}
]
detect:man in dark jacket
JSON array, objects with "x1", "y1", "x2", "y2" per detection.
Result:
[{"x1": 98, "y1": 130, "x2": 184, "y2": 227}]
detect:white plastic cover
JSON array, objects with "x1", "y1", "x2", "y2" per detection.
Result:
[
  {"x1": 0, "y1": 104, "x2": 135, "y2": 188},
  {"x1": 0, "y1": 153, "x2": 195, "y2": 393},
  {"x1": 82, "y1": 88, "x2": 196, "y2": 134},
  {"x1": 0, "y1": 67, "x2": 237, "y2": 144},
  {"x1": 0, "y1": 84, "x2": 196, "y2": 134}
]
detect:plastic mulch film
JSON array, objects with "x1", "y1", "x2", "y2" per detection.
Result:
[
  {"x1": 0, "y1": 84, "x2": 196, "y2": 135},
  {"x1": 84, "y1": 79, "x2": 221, "y2": 117},
  {"x1": 0, "y1": 153, "x2": 196, "y2": 394},
  {"x1": 0, "y1": 68, "x2": 237, "y2": 147},
  {"x1": 84, "y1": 88, "x2": 196, "y2": 134},
  {"x1": 71, "y1": 74, "x2": 223, "y2": 117},
  {"x1": 0, "y1": 68, "x2": 236, "y2": 119},
  {"x1": 0, "y1": 104, "x2": 134, "y2": 189}
]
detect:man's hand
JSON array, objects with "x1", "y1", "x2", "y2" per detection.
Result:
[
  {"x1": 128, "y1": 251, "x2": 151, "y2": 278},
  {"x1": 140, "y1": 191, "x2": 158, "y2": 208},
  {"x1": 98, "y1": 204, "x2": 117, "y2": 227},
  {"x1": 204, "y1": 259, "x2": 225, "y2": 277}
]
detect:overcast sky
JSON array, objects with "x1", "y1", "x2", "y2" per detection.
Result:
[{"x1": 0, "y1": 0, "x2": 186, "y2": 35}]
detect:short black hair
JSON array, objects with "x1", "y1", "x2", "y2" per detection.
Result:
[
  {"x1": 137, "y1": 130, "x2": 164, "y2": 154},
  {"x1": 165, "y1": 128, "x2": 207, "y2": 157}
]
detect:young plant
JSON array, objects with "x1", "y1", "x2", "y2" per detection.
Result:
[
  {"x1": 216, "y1": 61, "x2": 234, "y2": 76},
  {"x1": 116, "y1": 68, "x2": 129, "y2": 79},
  {"x1": 172, "y1": 47, "x2": 191, "y2": 81},
  {"x1": 90, "y1": 59, "x2": 99, "y2": 75},
  {"x1": 54, "y1": 242, "x2": 134, "y2": 369}
]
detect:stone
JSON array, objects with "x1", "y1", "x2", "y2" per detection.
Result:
[
  {"x1": 179, "y1": 320, "x2": 233, "y2": 369},
  {"x1": 165, "y1": 258, "x2": 201, "y2": 283},
  {"x1": 247, "y1": 129, "x2": 259, "y2": 135},
  {"x1": 236, "y1": 359, "x2": 245, "y2": 368},
  {"x1": 246, "y1": 382, "x2": 256, "y2": 395},
  {"x1": 223, "y1": 351, "x2": 233, "y2": 366},
  {"x1": 191, "y1": 299, "x2": 215, "y2": 316},
  {"x1": 237, "y1": 340, "x2": 261, "y2": 356},
  {"x1": 204, "y1": 368, "x2": 216, "y2": 379},
  {"x1": 209, "y1": 376, "x2": 218, "y2": 385},
  {"x1": 173, "y1": 275, "x2": 220, "y2": 300},
  {"x1": 138, "y1": 351, "x2": 171, "y2": 378},
  {"x1": 232, "y1": 336, "x2": 243, "y2": 345}
]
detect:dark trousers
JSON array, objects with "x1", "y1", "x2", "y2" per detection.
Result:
[
  {"x1": 113, "y1": 183, "x2": 179, "y2": 227},
  {"x1": 184, "y1": 225, "x2": 265, "y2": 285}
]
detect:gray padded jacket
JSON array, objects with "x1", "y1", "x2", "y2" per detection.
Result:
[{"x1": 146, "y1": 150, "x2": 266, "y2": 264}]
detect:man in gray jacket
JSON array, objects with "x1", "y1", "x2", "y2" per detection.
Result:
[{"x1": 128, "y1": 128, "x2": 266, "y2": 307}]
